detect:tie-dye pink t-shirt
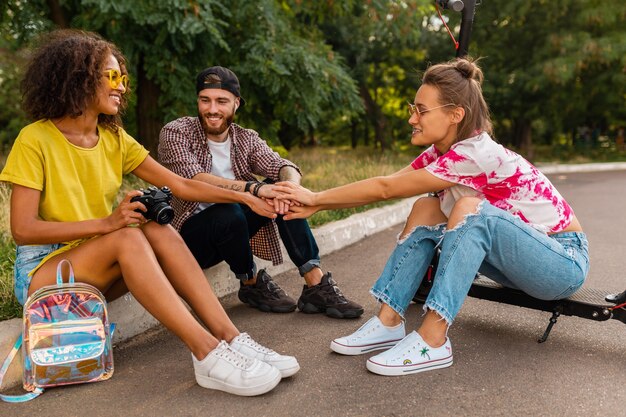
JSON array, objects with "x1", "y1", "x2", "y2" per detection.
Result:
[{"x1": 410, "y1": 133, "x2": 573, "y2": 233}]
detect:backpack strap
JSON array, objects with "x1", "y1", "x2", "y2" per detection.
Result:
[
  {"x1": 56, "y1": 258, "x2": 75, "y2": 285},
  {"x1": 0, "y1": 335, "x2": 43, "y2": 402}
]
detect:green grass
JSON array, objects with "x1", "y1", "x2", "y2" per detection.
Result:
[
  {"x1": 0, "y1": 183, "x2": 20, "y2": 320},
  {"x1": 289, "y1": 146, "x2": 414, "y2": 227}
]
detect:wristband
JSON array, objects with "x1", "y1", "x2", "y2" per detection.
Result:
[
  {"x1": 244, "y1": 181, "x2": 256, "y2": 193},
  {"x1": 252, "y1": 183, "x2": 265, "y2": 197}
]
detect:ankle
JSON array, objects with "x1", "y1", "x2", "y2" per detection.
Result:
[
  {"x1": 378, "y1": 316, "x2": 402, "y2": 328},
  {"x1": 303, "y1": 267, "x2": 323, "y2": 287},
  {"x1": 242, "y1": 277, "x2": 256, "y2": 286},
  {"x1": 418, "y1": 309, "x2": 448, "y2": 347},
  {"x1": 378, "y1": 304, "x2": 402, "y2": 327},
  {"x1": 192, "y1": 338, "x2": 219, "y2": 361},
  {"x1": 417, "y1": 329, "x2": 446, "y2": 348}
]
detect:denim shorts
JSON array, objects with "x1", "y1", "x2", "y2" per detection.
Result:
[{"x1": 14, "y1": 243, "x2": 65, "y2": 305}]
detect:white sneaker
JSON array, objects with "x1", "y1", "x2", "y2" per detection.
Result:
[
  {"x1": 192, "y1": 341, "x2": 281, "y2": 396},
  {"x1": 230, "y1": 333, "x2": 300, "y2": 378},
  {"x1": 330, "y1": 316, "x2": 405, "y2": 355},
  {"x1": 366, "y1": 331, "x2": 453, "y2": 376}
]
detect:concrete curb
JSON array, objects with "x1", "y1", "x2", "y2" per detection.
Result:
[
  {"x1": 1, "y1": 160, "x2": 625, "y2": 390},
  {"x1": 535, "y1": 161, "x2": 626, "y2": 174}
]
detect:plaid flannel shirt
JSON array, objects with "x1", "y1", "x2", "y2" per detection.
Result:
[{"x1": 158, "y1": 117, "x2": 301, "y2": 265}]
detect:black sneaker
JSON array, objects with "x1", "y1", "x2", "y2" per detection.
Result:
[
  {"x1": 238, "y1": 269, "x2": 297, "y2": 313},
  {"x1": 297, "y1": 272, "x2": 364, "y2": 319}
]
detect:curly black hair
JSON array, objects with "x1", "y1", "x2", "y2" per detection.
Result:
[{"x1": 21, "y1": 29, "x2": 130, "y2": 132}]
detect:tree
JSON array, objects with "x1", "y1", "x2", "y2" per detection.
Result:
[
  {"x1": 295, "y1": 0, "x2": 432, "y2": 150},
  {"x1": 214, "y1": 0, "x2": 363, "y2": 149},
  {"x1": 446, "y1": 0, "x2": 626, "y2": 156},
  {"x1": 0, "y1": 0, "x2": 363, "y2": 152}
]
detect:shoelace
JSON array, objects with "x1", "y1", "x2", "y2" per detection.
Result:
[
  {"x1": 238, "y1": 333, "x2": 275, "y2": 354},
  {"x1": 215, "y1": 343, "x2": 255, "y2": 369},
  {"x1": 350, "y1": 323, "x2": 380, "y2": 342},
  {"x1": 391, "y1": 338, "x2": 428, "y2": 361},
  {"x1": 259, "y1": 275, "x2": 283, "y2": 298},
  {"x1": 322, "y1": 280, "x2": 347, "y2": 302}
]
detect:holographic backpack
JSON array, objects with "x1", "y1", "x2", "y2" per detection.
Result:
[{"x1": 0, "y1": 259, "x2": 114, "y2": 402}]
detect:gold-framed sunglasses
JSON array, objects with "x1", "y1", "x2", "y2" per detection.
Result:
[
  {"x1": 407, "y1": 102, "x2": 456, "y2": 117},
  {"x1": 103, "y1": 69, "x2": 129, "y2": 90}
]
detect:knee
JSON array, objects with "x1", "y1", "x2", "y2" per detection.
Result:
[
  {"x1": 405, "y1": 196, "x2": 446, "y2": 227},
  {"x1": 111, "y1": 227, "x2": 150, "y2": 251},
  {"x1": 447, "y1": 197, "x2": 483, "y2": 229},
  {"x1": 142, "y1": 222, "x2": 186, "y2": 248},
  {"x1": 451, "y1": 196, "x2": 482, "y2": 215},
  {"x1": 412, "y1": 196, "x2": 440, "y2": 212}
]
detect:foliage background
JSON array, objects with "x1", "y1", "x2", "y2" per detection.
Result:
[{"x1": 1, "y1": 1, "x2": 623, "y2": 156}]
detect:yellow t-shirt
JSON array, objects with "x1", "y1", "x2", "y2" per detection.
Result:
[{"x1": 0, "y1": 119, "x2": 149, "y2": 271}]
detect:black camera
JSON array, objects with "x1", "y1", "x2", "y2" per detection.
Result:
[{"x1": 130, "y1": 186, "x2": 174, "y2": 225}]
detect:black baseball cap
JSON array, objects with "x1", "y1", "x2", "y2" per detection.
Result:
[{"x1": 195, "y1": 66, "x2": 246, "y2": 107}]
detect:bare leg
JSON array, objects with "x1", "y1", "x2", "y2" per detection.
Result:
[
  {"x1": 29, "y1": 227, "x2": 220, "y2": 360},
  {"x1": 140, "y1": 222, "x2": 239, "y2": 342},
  {"x1": 378, "y1": 197, "x2": 447, "y2": 327},
  {"x1": 399, "y1": 196, "x2": 447, "y2": 239},
  {"x1": 105, "y1": 278, "x2": 129, "y2": 301},
  {"x1": 417, "y1": 197, "x2": 483, "y2": 347}
]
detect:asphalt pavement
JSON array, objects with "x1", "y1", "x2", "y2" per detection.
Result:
[{"x1": 2, "y1": 170, "x2": 626, "y2": 417}]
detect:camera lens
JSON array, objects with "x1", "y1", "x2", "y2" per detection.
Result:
[{"x1": 152, "y1": 203, "x2": 175, "y2": 225}]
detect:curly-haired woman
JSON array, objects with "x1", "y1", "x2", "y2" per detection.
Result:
[
  {"x1": 279, "y1": 58, "x2": 588, "y2": 377},
  {"x1": 0, "y1": 29, "x2": 298, "y2": 396}
]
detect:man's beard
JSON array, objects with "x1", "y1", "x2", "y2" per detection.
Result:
[{"x1": 198, "y1": 108, "x2": 235, "y2": 136}]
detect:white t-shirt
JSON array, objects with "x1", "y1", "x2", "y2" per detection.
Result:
[
  {"x1": 194, "y1": 137, "x2": 235, "y2": 214},
  {"x1": 411, "y1": 132, "x2": 573, "y2": 233}
]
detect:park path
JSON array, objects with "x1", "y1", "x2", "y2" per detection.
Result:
[{"x1": 2, "y1": 169, "x2": 626, "y2": 416}]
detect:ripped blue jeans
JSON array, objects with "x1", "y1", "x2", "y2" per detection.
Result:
[{"x1": 370, "y1": 201, "x2": 589, "y2": 325}]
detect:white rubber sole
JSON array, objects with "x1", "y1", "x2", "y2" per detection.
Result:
[
  {"x1": 366, "y1": 356, "x2": 453, "y2": 376},
  {"x1": 195, "y1": 369, "x2": 281, "y2": 396},
  {"x1": 330, "y1": 338, "x2": 403, "y2": 356}
]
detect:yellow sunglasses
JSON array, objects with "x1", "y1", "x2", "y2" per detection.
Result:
[{"x1": 103, "y1": 69, "x2": 129, "y2": 90}]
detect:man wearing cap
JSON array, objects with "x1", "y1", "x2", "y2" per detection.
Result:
[{"x1": 158, "y1": 66, "x2": 363, "y2": 319}]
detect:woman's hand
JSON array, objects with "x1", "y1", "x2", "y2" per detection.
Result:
[
  {"x1": 264, "y1": 197, "x2": 304, "y2": 216},
  {"x1": 275, "y1": 181, "x2": 318, "y2": 206},
  {"x1": 283, "y1": 204, "x2": 321, "y2": 220},
  {"x1": 104, "y1": 190, "x2": 148, "y2": 232},
  {"x1": 256, "y1": 183, "x2": 299, "y2": 215}
]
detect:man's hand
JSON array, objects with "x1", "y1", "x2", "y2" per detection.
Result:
[
  {"x1": 257, "y1": 183, "x2": 290, "y2": 199},
  {"x1": 242, "y1": 194, "x2": 278, "y2": 219}
]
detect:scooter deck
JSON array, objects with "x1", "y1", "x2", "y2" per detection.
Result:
[{"x1": 469, "y1": 276, "x2": 625, "y2": 324}]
